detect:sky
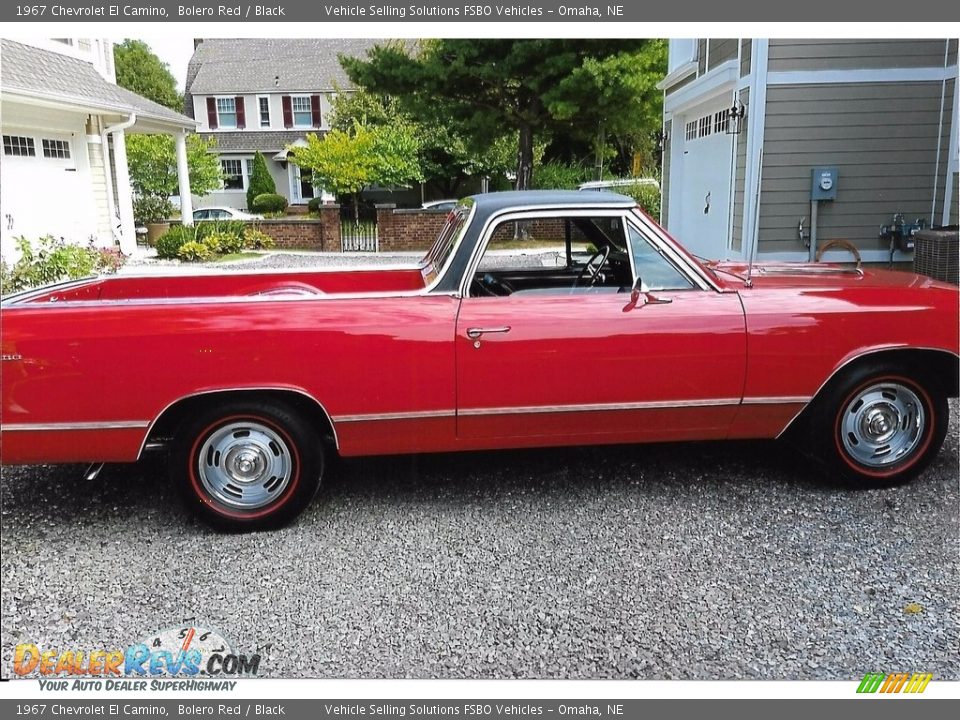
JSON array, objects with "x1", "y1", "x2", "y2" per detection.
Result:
[{"x1": 141, "y1": 37, "x2": 196, "y2": 91}]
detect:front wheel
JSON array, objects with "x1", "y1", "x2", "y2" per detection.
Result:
[
  {"x1": 171, "y1": 401, "x2": 324, "y2": 531},
  {"x1": 815, "y1": 366, "x2": 948, "y2": 486}
]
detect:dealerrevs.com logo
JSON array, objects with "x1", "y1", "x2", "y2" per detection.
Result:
[{"x1": 13, "y1": 624, "x2": 264, "y2": 690}]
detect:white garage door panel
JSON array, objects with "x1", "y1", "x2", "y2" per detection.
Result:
[
  {"x1": 672, "y1": 104, "x2": 734, "y2": 260},
  {"x1": 1, "y1": 132, "x2": 94, "y2": 258}
]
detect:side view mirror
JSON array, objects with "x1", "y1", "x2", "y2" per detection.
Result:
[{"x1": 625, "y1": 277, "x2": 672, "y2": 312}]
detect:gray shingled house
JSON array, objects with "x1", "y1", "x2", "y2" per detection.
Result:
[
  {"x1": 0, "y1": 39, "x2": 197, "y2": 259},
  {"x1": 184, "y1": 38, "x2": 382, "y2": 210},
  {"x1": 659, "y1": 39, "x2": 958, "y2": 265}
]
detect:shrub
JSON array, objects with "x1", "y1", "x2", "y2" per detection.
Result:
[
  {"x1": 0, "y1": 235, "x2": 124, "y2": 294},
  {"x1": 617, "y1": 175, "x2": 662, "y2": 219},
  {"x1": 243, "y1": 227, "x2": 275, "y2": 250},
  {"x1": 532, "y1": 160, "x2": 595, "y2": 190},
  {"x1": 195, "y1": 219, "x2": 246, "y2": 244},
  {"x1": 252, "y1": 193, "x2": 288, "y2": 214},
  {"x1": 155, "y1": 225, "x2": 197, "y2": 259},
  {"x1": 177, "y1": 240, "x2": 214, "y2": 262},
  {"x1": 307, "y1": 196, "x2": 325, "y2": 214},
  {"x1": 246, "y1": 151, "x2": 276, "y2": 210},
  {"x1": 204, "y1": 230, "x2": 245, "y2": 255},
  {"x1": 133, "y1": 195, "x2": 174, "y2": 225}
]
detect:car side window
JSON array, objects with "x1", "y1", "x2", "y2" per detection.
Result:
[
  {"x1": 193, "y1": 210, "x2": 207, "y2": 221},
  {"x1": 627, "y1": 224, "x2": 695, "y2": 291},
  {"x1": 470, "y1": 214, "x2": 633, "y2": 297}
]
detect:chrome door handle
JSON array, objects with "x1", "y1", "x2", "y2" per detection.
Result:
[{"x1": 466, "y1": 326, "x2": 511, "y2": 339}]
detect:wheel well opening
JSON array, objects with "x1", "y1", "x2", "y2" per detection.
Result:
[
  {"x1": 784, "y1": 348, "x2": 958, "y2": 439},
  {"x1": 144, "y1": 390, "x2": 338, "y2": 454}
]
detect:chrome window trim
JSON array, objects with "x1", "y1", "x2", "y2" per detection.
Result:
[
  {"x1": 623, "y1": 218, "x2": 703, "y2": 292},
  {"x1": 629, "y1": 209, "x2": 721, "y2": 292},
  {"x1": 422, "y1": 202, "x2": 478, "y2": 294},
  {"x1": 459, "y1": 205, "x2": 643, "y2": 299}
]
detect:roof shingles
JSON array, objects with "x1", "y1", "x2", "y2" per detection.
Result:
[{"x1": 0, "y1": 40, "x2": 194, "y2": 127}]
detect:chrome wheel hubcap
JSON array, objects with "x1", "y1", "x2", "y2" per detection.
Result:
[
  {"x1": 841, "y1": 382, "x2": 925, "y2": 468},
  {"x1": 197, "y1": 421, "x2": 293, "y2": 509}
]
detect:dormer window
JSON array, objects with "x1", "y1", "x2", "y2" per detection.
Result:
[
  {"x1": 281, "y1": 95, "x2": 321, "y2": 129},
  {"x1": 216, "y1": 98, "x2": 237, "y2": 128},
  {"x1": 292, "y1": 96, "x2": 313, "y2": 127}
]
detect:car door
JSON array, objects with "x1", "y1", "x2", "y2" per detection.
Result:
[{"x1": 454, "y1": 211, "x2": 747, "y2": 445}]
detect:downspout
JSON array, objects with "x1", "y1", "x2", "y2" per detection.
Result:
[
  {"x1": 930, "y1": 40, "x2": 949, "y2": 225},
  {"x1": 101, "y1": 113, "x2": 137, "y2": 250}
]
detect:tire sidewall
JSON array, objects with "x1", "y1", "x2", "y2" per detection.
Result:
[
  {"x1": 820, "y1": 365, "x2": 946, "y2": 486},
  {"x1": 172, "y1": 401, "x2": 323, "y2": 530}
]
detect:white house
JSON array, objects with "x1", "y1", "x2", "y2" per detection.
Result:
[
  {"x1": 659, "y1": 39, "x2": 958, "y2": 264},
  {"x1": 0, "y1": 38, "x2": 197, "y2": 259},
  {"x1": 184, "y1": 38, "x2": 383, "y2": 209}
]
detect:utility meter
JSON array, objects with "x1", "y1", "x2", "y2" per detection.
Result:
[{"x1": 811, "y1": 167, "x2": 838, "y2": 201}]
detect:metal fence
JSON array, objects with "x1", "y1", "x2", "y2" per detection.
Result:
[{"x1": 340, "y1": 205, "x2": 378, "y2": 252}]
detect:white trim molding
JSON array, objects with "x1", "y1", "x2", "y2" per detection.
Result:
[
  {"x1": 663, "y1": 60, "x2": 739, "y2": 115},
  {"x1": 742, "y1": 39, "x2": 770, "y2": 262},
  {"x1": 942, "y1": 74, "x2": 959, "y2": 226},
  {"x1": 657, "y1": 61, "x2": 698, "y2": 91},
  {"x1": 767, "y1": 66, "x2": 958, "y2": 86}
]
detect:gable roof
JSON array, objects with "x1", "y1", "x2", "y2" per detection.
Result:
[
  {"x1": 0, "y1": 40, "x2": 195, "y2": 128},
  {"x1": 186, "y1": 38, "x2": 386, "y2": 95}
]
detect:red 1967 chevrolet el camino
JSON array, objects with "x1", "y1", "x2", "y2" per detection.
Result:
[{"x1": 2, "y1": 191, "x2": 957, "y2": 530}]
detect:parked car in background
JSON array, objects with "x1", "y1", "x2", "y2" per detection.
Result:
[
  {"x1": 421, "y1": 199, "x2": 459, "y2": 211},
  {"x1": 578, "y1": 178, "x2": 660, "y2": 192},
  {"x1": 193, "y1": 207, "x2": 264, "y2": 222},
  {"x1": 2, "y1": 191, "x2": 957, "y2": 531}
]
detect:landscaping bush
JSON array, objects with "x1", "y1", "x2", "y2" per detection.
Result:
[
  {"x1": 177, "y1": 240, "x2": 214, "y2": 262},
  {"x1": 243, "y1": 227, "x2": 275, "y2": 250},
  {"x1": 617, "y1": 174, "x2": 662, "y2": 219},
  {"x1": 133, "y1": 195, "x2": 174, "y2": 226},
  {"x1": 155, "y1": 225, "x2": 197, "y2": 259},
  {"x1": 252, "y1": 193, "x2": 288, "y2": 214},
  {"x1": 532, "y1": 160, "x2": 596, "y2": 190},
  {"x1": 204, "y1": 230, "x2": 245, "y2": 255},
  {"x1": 307, "y1": 196, "x2": 325, "y2": 214},
  {"x1": 195, "y1": 219, "x2": 246, "y2": 244},
  {"x1": 246, "y1": 151, "x2": 276, "y2": 210},
  {"x1": 0, "y1": 235, "x2": 125, "y2": 294}
]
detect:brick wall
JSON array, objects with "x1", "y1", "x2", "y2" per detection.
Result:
[
  {"x1": 252, "y1": 206, "x2": 341, "y2": 251},
  {"x1": 376, "y1": 205, "x2": 448, "y2": 252}
]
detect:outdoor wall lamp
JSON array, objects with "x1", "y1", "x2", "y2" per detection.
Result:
[{"x1": 726, "y1": 99, "x2": 746, "y2": 135}]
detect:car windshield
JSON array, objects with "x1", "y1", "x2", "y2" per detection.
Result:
[{"x1": 420, "y1": 201, "x2": 472, "y2": 284}]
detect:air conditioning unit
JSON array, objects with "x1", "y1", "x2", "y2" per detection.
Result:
[{"x1": 913, "y1": 227, "x2": 959, "y2": 285}]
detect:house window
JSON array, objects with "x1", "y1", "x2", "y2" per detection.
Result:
[
  {"x1": 714, "y1": 109, "x2": 730, "y2": 134},
  {"x1": 221, "y1": 159, "x2": 244, "y2": 190},
  {"x1": 292, "y1": 96, "x2": 313, "y2": 127},
  {"x1": 216, "y1": 97, "x2": 238, "y2": 129},
  {"x1": 42, "y1": 139, "x2": 71, "y2": 159},
  {"x1": 698, "y1": 115, "x2": 712, "y2": 138},
  {"x1": 258, "y1": 97, "x2": 270, "y2": 127},
  {"x1": 3, "y1": 135, "x2": 36, "y2": 157}
]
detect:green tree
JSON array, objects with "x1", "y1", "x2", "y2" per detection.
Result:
[
  {"x1": 126, "y1": 134, "x2": 223, "y2": 199},
  {"x1": 329, "y1": 89, "x2": 516, "y2": 196},
  {"x1": 341, "y1": 40, "x2": 666, "y2": 190},
  {"x1": 114, "y1": 39, "x2": 183, "y2": 112},
  {"x1": 246, "y1": 151, "x2": 276, "y2": 210},
  {"x1": 289, "y1": 119, "x2": 422, "y2": 223}
]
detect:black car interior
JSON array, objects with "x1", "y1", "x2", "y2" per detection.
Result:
[{"x1": 470, "y1": 217, "x2": 633, "y2": 297}]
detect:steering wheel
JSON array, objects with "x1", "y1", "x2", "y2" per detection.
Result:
[{"x1": 574, "y1": 245, "x2": 611, "y2": 288}]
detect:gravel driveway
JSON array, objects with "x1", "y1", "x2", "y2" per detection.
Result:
[{"x1": 2, "y1": 252, "x2": 957, "y2": 679}]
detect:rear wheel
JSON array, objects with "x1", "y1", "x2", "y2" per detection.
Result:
[
  {"x1": 171, "y1": 401, "x2": 323, "y2": 530},
  {"x1": 814, "y1": 364, "x2": 947, "y2": 486}
]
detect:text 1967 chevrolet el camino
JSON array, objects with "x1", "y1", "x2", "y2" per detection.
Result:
[{"x1": 2, "y1": 191, "x2": 957, "y2": 529}]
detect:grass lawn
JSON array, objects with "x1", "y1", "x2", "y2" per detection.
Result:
[{"x1": 214, "y1": 252, "x2": 262, "y2": 262}]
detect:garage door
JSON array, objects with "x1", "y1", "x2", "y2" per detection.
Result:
[
  {"x1": 1, "y1": 132, "x2": 91, "y2": 258},
  {"x1": 672, "y1": 103, "x2": 734, "y2": 260}
]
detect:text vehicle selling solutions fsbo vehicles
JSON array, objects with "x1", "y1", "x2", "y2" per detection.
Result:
[{"x1": 2, "y1": 191, "x2": 957, "y2": 530}]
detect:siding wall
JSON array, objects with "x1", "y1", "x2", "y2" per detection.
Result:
[
  {"x1": 758, "y1": 81, "x2": 950, "y2": 254},
  {"x1": 768, "y1": 39, "x2": 954, "y2": 72},
  {"x1": 661, "y1": 119, "x2": 672, "y2": 226},
  {"x1": 731, "y1": 88, "x2": 749, "y2": 253},
  {"x1": 708, "y1": 40, "x2": 738, "y2": 69}
]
